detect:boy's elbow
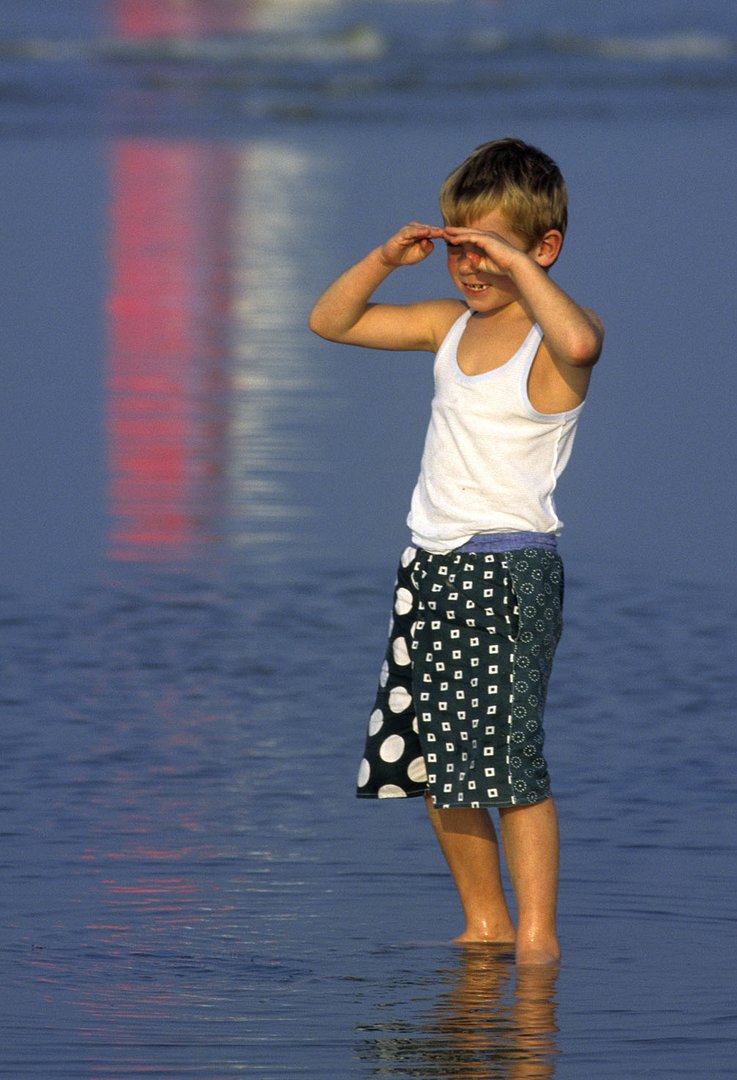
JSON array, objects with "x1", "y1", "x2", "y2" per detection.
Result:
[
  {"x1": 569, "y1": 334, "x2": 602, "y2": 367},
  {"x1": 307, "y1": 309, "x2": 332, "y2": 340},
  {"x1": 568, "y1": 316, "x2": 604, "y2": 367},
  {"x1": 308, "y1": 304, "x2": 349, "y2": 343}
]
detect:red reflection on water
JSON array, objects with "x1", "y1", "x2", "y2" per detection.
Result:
[
  {"x1": 106, "y1": 139, "x2": 236, "y2": 562},
  {"x1": 112, "y1": 0, "x2": 257, "y2": 36}
]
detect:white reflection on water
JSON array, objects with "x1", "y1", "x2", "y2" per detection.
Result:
[{"x1": 227, "y1": 140, "x2": 328, "y2": 551}]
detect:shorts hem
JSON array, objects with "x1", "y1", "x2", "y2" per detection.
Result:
[
  {"x1": 356, "y1": 787, "x2": 553, "y2": 809},
  {"x1": 356, "y1": 788, "x2": 427, "y2": 800}
]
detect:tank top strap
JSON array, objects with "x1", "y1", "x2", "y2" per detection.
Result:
[
  {"x1": 436, "y1": 308, "x2": 473, "y2": 363},
  {"x1": 514, "y1": 322, "x2": 544, "y2": 372}
]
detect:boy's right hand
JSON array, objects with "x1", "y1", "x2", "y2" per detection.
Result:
[{"x1": 379, "y1": 222, "x2": 445, "y2": 269}]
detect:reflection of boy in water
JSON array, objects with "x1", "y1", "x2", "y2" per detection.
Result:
[
  {"x1": 434, "y1": 949, "x2": 558, "y2": 1079},
  {"x1": 309, "y1": 138, "x2": 603, "y2": 965}
]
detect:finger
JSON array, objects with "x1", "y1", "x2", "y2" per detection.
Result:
[
  {"x1": 442, "y1": 226, "x2": 492, "y2": 242},
  {"x1": 406, "y1": 222, "x2": 444, "y2": 237}
]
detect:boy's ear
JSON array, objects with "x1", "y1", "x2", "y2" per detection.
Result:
[{"x1": 533, "y1": 229, "x2": 563, "y2": 268}]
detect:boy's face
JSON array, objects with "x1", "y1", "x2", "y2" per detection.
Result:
[{"x1": 444, "y1": 208, "x2": 535, "y2": 314}]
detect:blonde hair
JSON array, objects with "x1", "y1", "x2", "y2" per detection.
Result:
[{"x1": 439, "y1": 137, "x2": 567, "y2": 246}]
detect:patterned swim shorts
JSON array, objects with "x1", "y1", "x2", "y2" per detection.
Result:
[{"x1": 356, "y1": 544, "x2": 564, "y2": 809}]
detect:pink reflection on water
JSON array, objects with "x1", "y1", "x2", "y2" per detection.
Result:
[{"x1": 112, "y1": 0, "x2": 258, "y2": 36}]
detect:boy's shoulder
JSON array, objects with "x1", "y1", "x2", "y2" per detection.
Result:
[{"x1": 420, "y1": 298, "x2": 468, "y2": 350}]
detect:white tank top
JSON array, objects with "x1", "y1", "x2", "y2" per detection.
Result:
[{"x1": 407, "y1": 309, "x2": 584, "y2": 553}]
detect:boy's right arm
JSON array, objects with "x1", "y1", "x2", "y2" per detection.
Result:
[{"x1": 308, "y1": 223, "x2": 462, "y2": 353}]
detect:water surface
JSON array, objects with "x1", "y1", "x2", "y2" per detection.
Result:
[{"x1": 1, "y1": 1, "x2": 737, "y2": 1076}]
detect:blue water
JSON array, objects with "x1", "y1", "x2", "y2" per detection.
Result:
[{"x1": 1, "y1": 1, "x2": 737, "y2": 1077}]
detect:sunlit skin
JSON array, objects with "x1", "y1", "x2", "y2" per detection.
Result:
[
  {"x1": 308, "y1": 214, "x2": 602, "y2": 414},
  {"x1": 308, "y1": 205, "x2": 603, "y2": 965}
]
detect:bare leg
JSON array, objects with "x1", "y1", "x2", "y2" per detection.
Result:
[
  {"x1": 424, "y1": 794, "x2": 516, "y2": 945},
  {"x1": 499, "y1": 797, "x2": 560, "y2": 966}
]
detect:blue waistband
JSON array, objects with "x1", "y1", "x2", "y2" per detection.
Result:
[{"x1": 454, "y1": 531, "x2": 558, "y2": 554}]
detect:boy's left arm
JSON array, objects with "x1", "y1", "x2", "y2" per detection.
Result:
[
  {"x1": 444, "y1": 226, "x2": 604, "y2": 370},
  {"x1": 508, "y1": 257, "x2": 604, "y2": 370}
]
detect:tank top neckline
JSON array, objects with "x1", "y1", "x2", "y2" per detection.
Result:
[{"x1": 446, "y1": 309, "x2": 542, "y2": 382}]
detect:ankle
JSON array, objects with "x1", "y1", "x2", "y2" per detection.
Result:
[
  {"x1": 455, "y1": 914, "x2": 516, "y2": 945},
  {"x1": 515, "y1": 930, "x2": 560, "y2": 966}
]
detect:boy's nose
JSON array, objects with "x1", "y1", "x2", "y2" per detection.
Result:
[{"x1": 457, "y1": 250, "x2": 475, "y2": 274}]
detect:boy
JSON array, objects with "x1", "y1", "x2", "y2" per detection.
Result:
[{"x1": 308, "y1": 138, "x2": 603, "y2": 965}]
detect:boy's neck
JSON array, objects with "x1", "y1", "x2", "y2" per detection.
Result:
[{"x1": 468, "y1": 298, "x2": 530, "y2": 326}]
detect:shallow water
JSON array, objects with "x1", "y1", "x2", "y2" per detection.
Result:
[
  {"x1": 2, "y1": 568, "x2": 737, "y2": 1077},
  {"x1": 2, "y1": 1, "x2": 737, "y2": 1077}
]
